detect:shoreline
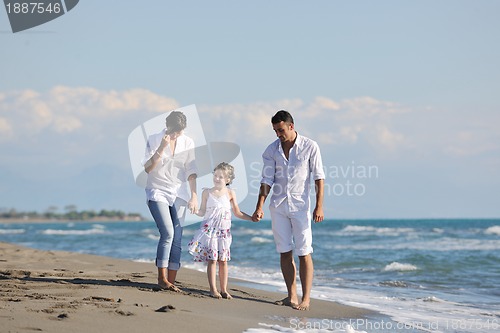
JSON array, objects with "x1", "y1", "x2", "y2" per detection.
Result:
[
  {"x1": 0, "y1": 241, "x2": 375, "y2": 332},
  {"x1": 0, "y1": 217, "x2": 146, "y2": 224}
]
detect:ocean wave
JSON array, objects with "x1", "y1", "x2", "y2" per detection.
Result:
[
  {"x1": 379, "y1": 280, "x2": 410, "y2": 288},
  {"x1": 147, "y1": 234, "x2": 159, "y2": 241},
  {"x1": 132, "y1": 258, "x2": 154, "y2": 264},
  {"x1": 245, "y1": 323, "x2": 367, "y2": 333},
  {"x1": 383, "y1": 262, "x2": 418, "y2": 272},
  {"x1": 251, "y1": 237, "x2": 273, "y2": 244},
  {"x1": 338, "y1": 225, "x2": 415, "y2": 236},
  {"x1": 332, "y1": 238, "x2": 500, "y2": 251},
  {"x1": 421, "y1": 296, "x2": 445, "y2": 303},
  {"x1": 235, "y1": 227, "x2": 274, "y2": 237},
  {"x1": 40, "y1": 228, "x2": 107, "y2": 235},
  {"x1": 0, "y1": 229, "x2": 25, "y2": 234},
  {"x1": 484, "y1": 226, "x2": 500, "y2": 236}
]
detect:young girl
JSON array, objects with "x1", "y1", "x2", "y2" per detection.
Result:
[{"x1": 187, "y1": 162, "x2": 254, "y2": 299}]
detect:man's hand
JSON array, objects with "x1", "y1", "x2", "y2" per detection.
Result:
[
  {"x1": 313, "y1": 206, "x2": 324, "y2": 223},
  {"x1": 252, "y1": 208, "x2": 264, "y2": 222}
]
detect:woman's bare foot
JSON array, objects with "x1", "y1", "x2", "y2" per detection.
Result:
[{"x1": 158, "y1": 281, "x2": 182, "y2": 292}]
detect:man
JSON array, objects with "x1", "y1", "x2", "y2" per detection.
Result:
[{"x1": 252, "y1": 110, "x2": 325, "y2": 311}]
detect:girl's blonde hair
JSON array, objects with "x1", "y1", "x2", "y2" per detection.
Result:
[{"x1": 214, "y1": 162, "x2": 235, "y2": 186}]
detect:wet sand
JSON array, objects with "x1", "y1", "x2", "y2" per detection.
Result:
[{"x1": 0, "y1": 242, "x2": 373, "y2": 332}]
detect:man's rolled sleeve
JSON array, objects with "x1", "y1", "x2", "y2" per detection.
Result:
[
  {"x1": 260, "y1": 147, "x2": 275, "y2": 187},
  {"x1": 310, "y1": 142, "x2": 325, "y2": 181}
]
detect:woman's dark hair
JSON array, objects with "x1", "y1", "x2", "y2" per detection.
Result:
[{"x1": 166, "y1": 111, "x2": 187, "y2": 134}]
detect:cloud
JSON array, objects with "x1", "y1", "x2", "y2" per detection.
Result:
[
  {"x1": 53, "y1": 115, "x2": 82, "y2": 133},
  {"x1": 375, "y1": 125, "x2": 405, "y2": 150},
  {"x1": 50, "y1": 86, "x2": 178, "y2": 115},
  {"x1": 0, "y1": 86, "x2": 179, "y2": 141},
  {"x1": 198, "y1": 99, "x2": 304, "y2": 141},
  {"x1": 198, "y1": 95, "x2": 408, "y2": 153},
  {"x1": 0, "y1": 88, "x2": 409, "y2": 153},
  {"x1": 2, "y1": 85, "x2": 498, "y2": 168},
  {"x1": 198, "y1": 96, "x2": 499, "y2": 163},
  {"x1": 0, "y1": 117, "x2": 13, "y2": 141}
]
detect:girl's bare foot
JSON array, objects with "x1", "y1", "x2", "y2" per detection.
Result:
[
  {"x1": 210, "y1": 291, "x2": 222, "y2": 299},
  {"x1": 220, "y1": 292, "x2": 232, "y2": 299}
]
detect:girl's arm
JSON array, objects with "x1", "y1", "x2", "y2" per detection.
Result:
[
  {"x1": 229, "y1": 189, "x2": 254, "y2": 222},
  {"x1": 195, "y1": 189, "x2": 209, "y2": 217}
]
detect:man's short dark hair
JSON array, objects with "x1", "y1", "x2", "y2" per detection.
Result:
[
  {"x1": 166, "y1": 111, "x2": 187, "y2": 134},
  {"x1": 271, "y1": 110, "x2": 294, "y2": 124}
]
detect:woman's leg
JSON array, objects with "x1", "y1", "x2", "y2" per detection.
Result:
[
  {"x1": 167, "y1": 198, "x2": 186, "y2": 284},
  {"x1": 207, "y1": 260, "x2": 221, "y2": 298},
  {"x1": 218, "y1": 260, "x2": 232, "y2": 299},
  {"x1": 147, "y1": 200, "x2": 179, "y2": 290}
]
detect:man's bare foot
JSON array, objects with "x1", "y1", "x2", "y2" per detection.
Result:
[
  {"x1": 274, "y1": 297, "x2": 298, "y2": 307},
  {"x1": 221, "y1": 292, "x2": 232, "y2": 299},
  {"x1": 293, "y1": 301, "x2": 310, "y2": 311}
]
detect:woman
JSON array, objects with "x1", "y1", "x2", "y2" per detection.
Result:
[{"x1": 143, "y1": 111, "x2": 198, "y2": 291}]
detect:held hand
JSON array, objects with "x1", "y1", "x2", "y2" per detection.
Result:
[
  {"x1": 313, "y1": 206, "x2": 324, "y2": 223},
  {"x1": 188, "y1": 196, "x2": 198, "y2": 214},
  {"x1": 252, "y1": 209, "x2": 264, "y2": 222}
]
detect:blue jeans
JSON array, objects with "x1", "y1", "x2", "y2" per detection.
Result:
[{"x1": 147, "y1": 199, "x2": 185, "y2": 270}]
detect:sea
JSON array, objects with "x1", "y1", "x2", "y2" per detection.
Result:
[{"x1": 1, "y1": 219, "x2": 499, "y2": 333}]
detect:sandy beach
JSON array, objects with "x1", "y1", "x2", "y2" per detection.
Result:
[{"x1": 0, "y1": 241, "x2": 373, "y2": 333}]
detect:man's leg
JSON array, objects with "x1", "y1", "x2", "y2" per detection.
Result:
[
  {"x1": 280, "y1": 250, "x2": 298, "y2": 306},
  {"x1": 296, "y1": 254, "x2": 313, "y2": 310},
  {"x1": 290, "y1": 209, "x2": 313, "y2": 310}
]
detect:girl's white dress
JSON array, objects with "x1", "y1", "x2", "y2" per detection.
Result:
[{"x1": 188, "y1": 191, "x2": 232, "y2": 262}]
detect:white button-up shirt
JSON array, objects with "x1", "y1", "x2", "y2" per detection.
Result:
[
  {"x1": 261, "y1": 133, "x2": 325, "y2": 212},
  {"x1": 142, "y1": 129, "x2": 197, "y2": 205}
]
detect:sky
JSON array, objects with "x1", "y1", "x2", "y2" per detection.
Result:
[{"x1": 1, "y1": 0, "x2": 499, "y2": 219}]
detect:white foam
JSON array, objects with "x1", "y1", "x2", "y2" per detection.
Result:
[
  {"x1": 0, "y1": 229, "x2": 25, "y2": 234},
  {"x1": 214, "y1": 262, "x2": 498, "y2": 333},
  {"x1": 132, "y1": 258, "x2": 154, "y2": 264},
  {"x1": 147, "y1": 234, "x2": 159, "y2": 241},
  {"x1": 310, "y1": 285, "x2": 498, "y2": 333},
  {"x1": 236, "y1": 227, "x2": 274, "y2": 237},
  {"x1": 332, "y1": 238, "x2": 500, "y2": 251},
  {"x1": 244, "y1": 322, "x2": 367, "y2": 333},
  {"x1": 251, "y1": 237, "x2": 273, "y2": 244},
  {"x1": 383, "y1": 262, "x2": 418, "y2": 272},
  {"x1": 40, "y1": 228, "x2": 107, "y2": 235},
  {"x1": 338, "y1": 225, "x2": 415, "y2": 236},
  {"x1": 484, "y1": 225, "x2": 500, "y2": 236}
]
